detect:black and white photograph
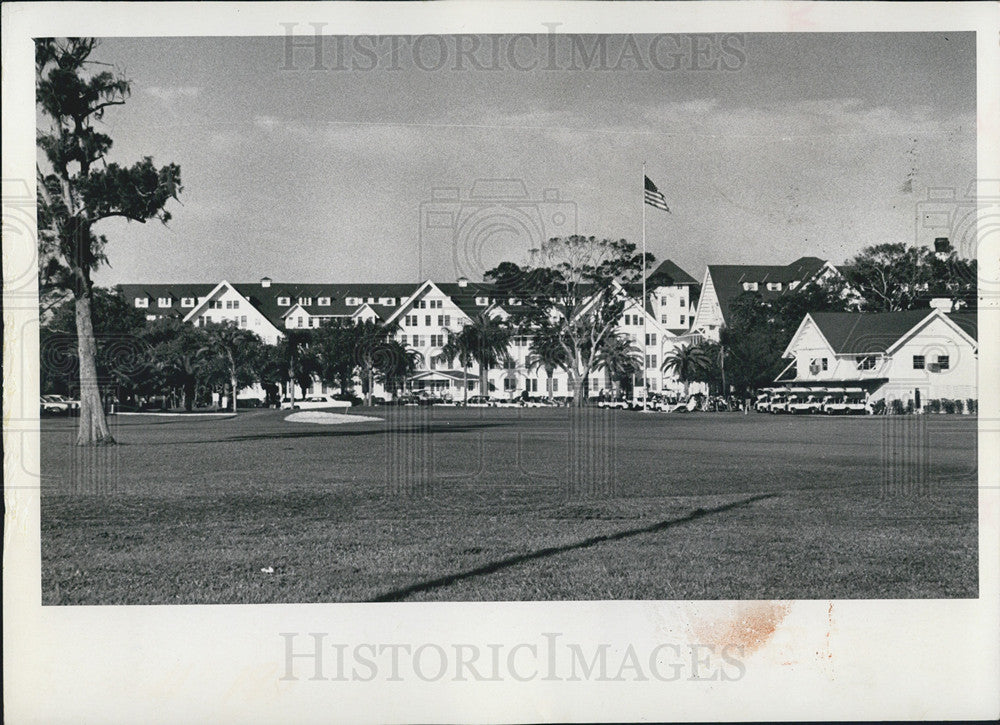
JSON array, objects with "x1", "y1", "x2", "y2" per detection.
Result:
[{"x1": 4, "y1": 2, "x2": 999, "y2": 723}]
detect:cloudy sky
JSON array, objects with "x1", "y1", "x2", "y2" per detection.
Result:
[{"x1": 80, "y1": 32, "x2": 976, "y2": 286}]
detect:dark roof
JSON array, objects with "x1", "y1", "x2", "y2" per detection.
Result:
[
  {"x1": 807, "y1": 309, "x2": 961, "y2": 354},
  {"x1": 947, "y1": 312, "x2": 977, "y2": 341},
  {"x1": 707, "y1": 256, "x2": 829, "y2": 324},
  {"x1": 116, "y1": 283, "x2": 218, "y2": 318},
  {"x1": 231, "y1": 282, "x2": 420, "y2": 327},
  {"x1": 647, "y1": 260, "x2": 699, "y2": 287}
]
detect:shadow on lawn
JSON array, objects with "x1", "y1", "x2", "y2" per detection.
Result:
[{"x1": 368, "y1": 493, "x2": 776, "y2": 602}]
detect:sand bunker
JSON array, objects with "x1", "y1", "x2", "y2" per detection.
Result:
[{"x1": 284, "y1": 411, "x2": 382, "y2": 425}]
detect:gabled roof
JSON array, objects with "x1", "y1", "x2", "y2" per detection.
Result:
[
  {"x1": 231, "y1": 282, "x2": 420, "y2": 328},
  {"x1": 805, "y1": 309, "x2": 977, "y2": 356},
  {"x1": 646, "y1": 260, "x2": 699, "y2": 287},
  {"x1": 707, "y1": 256, "x2": 830, "y2": 324}
]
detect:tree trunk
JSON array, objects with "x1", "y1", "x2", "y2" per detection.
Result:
[
  {"x1": 570, "y1": 370, "x2": 588, "y2": 407},
  {"x1": 479, "y1": 365, "x2": 489, "y2": 399},
  {"x1": 184, "y1": 377, "x2": 196, "y2": 411},
  {"x1": 74, "y1": 293, "x2": 114, "y2": 445},
  {"x1": 547, "y1": 368, "x2": 554, "y2": 402},
  {"x1": 230, "y1": 366, "x2": 238, "y2": 413},
  {"x1": 463, "y1": 362, "x2": 469, "y2": 405}
]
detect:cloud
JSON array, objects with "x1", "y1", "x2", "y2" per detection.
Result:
[{"x1": 144, "y1": 86, "x2": 202, "y2": 105}]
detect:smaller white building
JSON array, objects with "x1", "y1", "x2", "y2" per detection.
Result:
[{"x1": 780, "y1": 308, "x2": 977, "y2": 408}]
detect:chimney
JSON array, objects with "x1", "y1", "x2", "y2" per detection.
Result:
[
  {"x1": 260, "y1": 277, "x2": 272, "y2": 288},
  {"x1": 929, "y1": 297, "x2": 953, "y2": 312},
  {"x1": 933, "y1": 237, "x2": 952, "y2": 255},
  {"x1": 457, "y1": 277, "x2": 468, "y2": 288}
]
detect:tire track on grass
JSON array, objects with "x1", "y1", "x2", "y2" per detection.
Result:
[{"x1": 368, "y1": 493, "x2": 776, "y2": 602}]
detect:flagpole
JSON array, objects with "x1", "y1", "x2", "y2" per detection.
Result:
[{"x1": 642, "y1": 161, "x2": 648, "y2": 412}]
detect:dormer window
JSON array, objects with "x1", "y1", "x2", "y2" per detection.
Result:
[
  {"x1": 277, "y1": 297, "x2": 290, "y2": 306},
  {"x1": 298, "y1": 297, "x2": 312, "y2": 306},
  {"x1": 475, "y1": 296, "x2": 489, "y2": 306},
  {"x1": 134, "y1": 298, "x2": 149, "y2": 308},
  {"x1": 766, "y1": 282, "x2": 782, "y2": 291},
  {"x1": 317, "y1": 297, "x2": 331, "y2": 306},
  {"x1": 379, "y1": 297, "x2": 396, "y2": 306},
  {"x1": 181, "y1": 297, "x2": 195, "y2": 308},
  {"x1": 366, "y1": 297, "x2": 375, "y2": 304},
  {"x1": 157, "y1": 297, "x2": 172, "y2": 307},
  {"x1": 507, "y1": 297, "x2": 520, "y2": 306},
  {"x1": 346, "y1": 297, "x2": 361, "y2": 306},
  {"x1": 742, "y1": 282, "x2": 758, "y2": 291},
  {"x1": 789, "y1": 280, "x2": 800, "y2": 290}
]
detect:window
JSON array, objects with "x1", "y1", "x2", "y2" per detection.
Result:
[
  {"x1": 430, "y1": 334, "x2": 444, "y2": 347},
  {"x1": 240, "y1": 316, "x2": 247, "y2": 328},
  {"x1": 504, "y1": 378, "x2": 516, "y2": 391},
  {"x1": 661, "y1": 315, "x2": 668, "y2": 324},
  {"x1": 145, "y1": 314, "x2": 157, "y2": 321},
  {"x1": 415, "y1": 300, "x2": 426, "y2": 309},
  {"x1": 400, "y1": 334, "x2": 407, "y2": 345},
  {"x1": 679, "y1": 315, "x2": 685, "y2": 326},
  {"x1": 379, "y1": 297, "x2": 395, "y2": 306},
  {"x1": 661, "y1": 296, "x2": 668, "y2": 305},
  {"x1": 475, "y1": 296, "x2": 489, "y2": 306},
  {"x1": 277, "y1": 297, "x2": 290, "y2": 306},
  {"x1": 650, "y1": 379, "x2": 658, "y2": 391},
  {"x1": 424, "y1": 315, "x2": 431, "y2": 326},
  {"x1": 679, "y1": 298, "x2": 686, "y2": 308},
  {"x1": 297, "y1": 317, "x2": 304, "y2": 328},
  {"x1": 157, "y1": 297, "x2": 172, "y2": 307},
  {"x1": 181, "y1": 297, "x2": 195, "y2": 307},
  {"x1": 366, "y1": 297, "x2": 375, "y2": 304},
  {"x1": 822, "y1": 358, "x2": 828, "y2": 371},
  {"x1": 225, "y1": 300, "x2": 233, "y2": 309},
  {"x1": 767, "y1": 282, "x2": 782, "y2": 291},
  {"x1": 913, "y1": 355, "x2": 925, "y2": 370},
  {"x1": 937, "y1": 355, "x2": 949, "y2": 370},
  {"x1": 743, "y1": 282, "x2": 758, "y2": 291},
  {"x1": 789, "y1": 280, "x2": 800, "y2": 290},
  {"x1": 298, "y1": 297, "x2": 311, "y2": 306},
  {"x1": 134, "y1": 297, "x2": 149, "y2": 308},
  {"x1": 309, "y1": 318, "x2": 317, "y2": 328},
  {"x1": 551, "y1": 379, "x2": 559, "y2": 392},
  {"x1": 645, "y1": 333, "x2": 656, "y2": 345},
  {"x1": 855, "y1": 355, "x2": 876, "y2": 370},
  {"x1": 346, "y1": 297, "x2": 360, "y2": 306},
  {"x1": 443, "y1": 315, "x2": 451, "y2": 327},
  {"x1": 437, "y1": 315, "x2": 444, "y2": 327},
  {"x1": 404, "y1": 315, "x2": 417, "y2": 326},
  {"x1": 646, "y1": 354, "x2": 657, "y2": 368},
  {"x1": 528, "y1": 379, "x2": 538, "y2": 392}
]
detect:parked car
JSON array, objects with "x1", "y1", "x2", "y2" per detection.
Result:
[
  {"x1": 598, "y1": 398, "x2": 630, "y2": 409},
  {"x1": 280, "y1": 395, "x2": 352, "y2": 410},
  {"x1": 464, "y1": 395, "x2": 494, "y2": 407},
  {"x1": 755, "y1": 393, "x2": 772, "y2": 413},
  {"x1": 522, "y1": 398, "x2": 557, "y2": 408},
  {"x1": 40, "y1": 394, "x2": 80, "y2": 416},
  {"x1": 769, "y1": 394, "x2": 789, "y2": 413},
  {"x1": 493, "y1": 398, "x2": 523, "y2": 408},
  {"x1": 822, "y1": 389, "x2": 869, "y2": 415},
  {"x1": 788, "y1": 394, "x2": 824, "y2": 414}
]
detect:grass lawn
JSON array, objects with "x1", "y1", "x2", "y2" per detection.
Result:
[{"x1": 39, "y1": 407, "x2": 978, "y2": 603}]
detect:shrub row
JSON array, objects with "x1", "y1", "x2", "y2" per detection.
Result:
[{"x1": 881, "y1": 398, "x2": 978, "y2": 414}]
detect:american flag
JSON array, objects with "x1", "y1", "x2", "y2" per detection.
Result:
[{"x1": 644, "y1": 176, "x2": 670, "y2": 213}]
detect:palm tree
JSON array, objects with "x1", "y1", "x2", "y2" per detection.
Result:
[
  {"x1": 201, "y1": 320, "x2": 263, "y2": 413},
  {"x1": 354, "y1": 320, "x2": 393, "y2": 404},
  {"x1": 595, "y1": 333, "x2": 643, "y2": 397},
  {"x1": 436, "y1": 327, "x2": 476, "y2": 404},
  {"x1": 661, "y1": 342, "x2": 711, "y2": 398},
  {"x1": 525, "y1": 331, "x2": 568, "y2": 402},
  {"x1": 376, "y1": 339, "x2": 421, "y2": 398},
  {"x1": 463, "y1": 312, "x2": 512, "y2": 399}
]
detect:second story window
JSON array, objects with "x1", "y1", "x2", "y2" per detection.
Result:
[
  {"x1": 277, "y1": 297, "x2": 290, "y2": 306},
  {"x1": 181, "y1": 297, "x2": 195, "y2": 307},
  {"x1": 157, "y1": 297, "x2": 171, "y2": 307},
  {"x1": 134, "y1": 297, "x2": 149, "y2": 308}
]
